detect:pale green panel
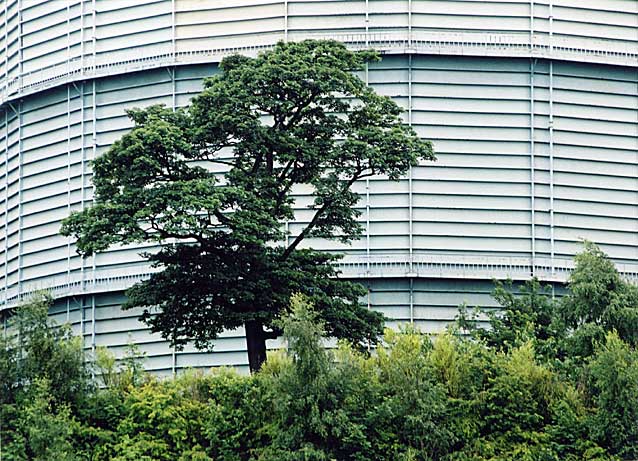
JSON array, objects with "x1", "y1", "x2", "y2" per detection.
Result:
[
  {"x1": 21, "y1": 258, "x2": 68, "y2": 281},
  {"x1": 412, "y1": 196, "x2": 528, "y2": 217},
  {"x1": 550, "y1": 60, "x2": 638, "y2": 262},
  {"x1": 175, "y1": 1, "x2": 284, "y2": 51},
  {"x1": 556, "y1": 199, "x2": 636, "y2": 220},
  {"x1": 95, "y1": 83, "x2": 173, "y2": 107},
  {"x1": 20, "y1": 0, "x2": 81, "y2": 73},
  {"x1": 94, "y1": 0, "x2": 172, "y2": 63},
  {"x1": 92, "y1": 246, "x2": 149, "y2": 268},
  {"x1": 369, "y1": 278, "x2": 504, "y2": 329},
  {"x1": 413, "y1": 221, "x2": 531, "y2": 239},
  {"x1": 413, "y1": 235, "x2": 532, "y2": 255},
  {"x1": 174, "y1": 63, "x2": 218, "y2": 80},
  {"x1": 287, "y1": 0, "x2": 366, "y2": 33},
  {"x1": 21, "y1": 233, "x2": 67, "y2": 256}
]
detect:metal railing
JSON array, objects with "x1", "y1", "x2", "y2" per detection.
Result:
[
  {"x1": 1, "y1": 30, "x2": 636, "y2": 106},
  {"x1": 4, "y1": 252, "x2": 638, "y2": 310},
  {"x1": 336, "y1": 253, "x2": 638, "y2": 283},
  {"x1": 2, "y1": 264, "x2": 160, "y2": 310}
]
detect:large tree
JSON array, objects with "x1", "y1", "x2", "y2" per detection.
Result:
[{"x1": 61, "y1": 40, "x2": 435, "y2": 372}]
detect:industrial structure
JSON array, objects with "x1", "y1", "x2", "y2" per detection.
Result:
[{"x1": 1, "y1": 0, "x2": 637, "y2": 372}]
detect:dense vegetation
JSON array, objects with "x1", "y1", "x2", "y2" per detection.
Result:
[{"x1": 2, "y1": 242, "x2": 638, "y2": 460}]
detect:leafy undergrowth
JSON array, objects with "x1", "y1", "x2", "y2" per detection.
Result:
[{"x1": 2, "y1": 244, "x2": 637, "y2": 460}]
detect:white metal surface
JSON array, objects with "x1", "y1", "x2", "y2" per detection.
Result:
[{"x1": 0, "y1": 30, "x2": 637, "y2": 105}]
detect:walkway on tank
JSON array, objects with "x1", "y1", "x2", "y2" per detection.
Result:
[
  {"x1": 3, "y1": 253, "x2": 638, "y2": 312},
  {"x1": 1, "y1": 30, "x2": 636, "y2": 107}
]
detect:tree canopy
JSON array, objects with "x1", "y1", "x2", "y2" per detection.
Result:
[
  {"x1": 460, "y1": 241, "x2": 638, "y2": 366},
  {"x1": 61, "y1": 39, "x2": 435, "y2": 371}
]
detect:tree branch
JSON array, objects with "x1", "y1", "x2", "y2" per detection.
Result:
[
  {"x1": 283, "y1": 88, "x2": 321, "y2": 129},
  {"x1": 212, "y1": 209, "x2": 231, "y2": 226},
  {"x1": 149, "y1": 217, "x2": 207, "y2": 247},
  {"x1": 272, "y1": 180, "x2": 295, "y2": 219},
  {"x1": 276, "y1": 158, "x2": 297, "y2": 184},
  {"x1": 262, "y1": 329, "x2": 280, "y2": 340},
  {"x1": 250, "y1": 151, "x2": 264, "y2": 176},
  {"x1": 280, "y1": 173, "x2": 364, "y2": 260}
]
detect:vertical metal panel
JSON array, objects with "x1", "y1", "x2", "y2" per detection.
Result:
[
  {"x1": 529, "y1": 58, "x2": 536, "y2": 275},
  {"x1": 2, "y1": 111, "x2": 8, "y2": 300}
]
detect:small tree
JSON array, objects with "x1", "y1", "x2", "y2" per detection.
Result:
[
  {"x1": 0, "y1": 294, "x2": 89, "y2": 460},
  {"x1": 588, "y1": 331, "x2": 638, "y2": 459},
  {"x1": 559, "y1": 241, "x2": 638, "y2": 359},
  {"x1": 470, "y1": 278, "x2": 563, "y2": 361},
  {"x1": 458, "y1": 242, "x2": 638, "y2": 365},
  {"x1": 61, "y1": 40, "x2": 435, "y2": 372},
  {"x1": 2, "y1": 293, "x2": 89, "y2": 408}
]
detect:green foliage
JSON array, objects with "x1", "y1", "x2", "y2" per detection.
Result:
[
  {"x1": 260, "y1": 294, "x2": 377, "y2": 460},
  {"x1": 13, "y1": 378, "x2": 79, "y2": 461},
  {"x1": 429, "y1": 332, "x2": 490, "y2": 400},
  {"x1": 440, "y1": 340, "x2": 613, "y2": 461},
  {"x1": 95, "y1": 373, "x2": 211, "y2": 461},
  {"x1": 0, "y1": 294, "x2": 89, "y2": 460},
  {"x1": 1, "y1": 377, "x2": 80, "y2": 461},
  {"x1": 372, "y1": 327, "x2": 457, "y2": 459},
  {"x1": 61, "y1": 40, "x2": 435, "y2": 371},
  {"x1": 453, "y1": 241, "x2": 638, "y2": 459},
  {"x1": 559, "y1": 241, "x2": 638, "y2": 360},
  {"x1": 459, "y1": 242, "x2": 638, "y2": 365},
  {"x1": 477, "y1": 344, "x2": 557, "y2": 454},
  {"x1": 204, "y1": 369, "x2": 270, "y2": 461},
  {"x1": 9, "y1": 293, "x2": 89, "y2": 407},
  {"x1": 587, "y1": 332, "x2": 638, "y2": 459},
  {"x1": 94, "y1": 342, "x2": 147, "y2": 391},
  {"x1": 484, "y1": 279, "x2": 562, "y2": 360},
  {"x1": 3, "y1": 243, "x2": 638, "y2": 460}
]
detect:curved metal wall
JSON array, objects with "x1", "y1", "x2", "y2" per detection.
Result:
[{"x1": 1, "y1": 0, "x2": 637, "y2": 371}]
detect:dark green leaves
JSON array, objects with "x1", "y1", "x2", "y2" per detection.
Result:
[{"x1": 61, "y1": 40, "x2": 434, "y2": 367}]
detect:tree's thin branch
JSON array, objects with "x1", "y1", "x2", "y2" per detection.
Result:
[
  {"x1": 212, "y1": 209, "x2": 231, "y2": 226},
  {"x1": 281, "y1": 172, "x2": 368, "y2": 260},
  {"x1": 283, "y1": 88, "x2": 321, "y2": 129},
  {"x1": 148, "y1": 217, "x2": 207, "y2": 247},
  {"x1": 273, "y1": 179, "x2": 296, "y2": 217},
  {"x1": 276, "y1": 158, "x2": 297, "y2": 184}
]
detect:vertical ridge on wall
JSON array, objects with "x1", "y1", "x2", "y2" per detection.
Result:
[
  {"x1": 530, "y1": 57, "x2": 537, "y2": 275},
  {"x1": 549, "y1": 59, "x2": 555, "y2": 273}
]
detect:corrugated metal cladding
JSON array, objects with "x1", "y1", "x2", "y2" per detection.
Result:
[{"x1": 0, "y1": 0, "x2": 637, "y2": 372}]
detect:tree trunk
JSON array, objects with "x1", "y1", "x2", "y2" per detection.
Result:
[{"x1": 245, "y1": 319, "x2": 267, "y2": 373}]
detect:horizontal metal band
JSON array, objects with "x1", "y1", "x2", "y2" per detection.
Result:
[
  {"x1": 4, "y1": 253, "x2": 638, "y2": 311},
  {"x1": 1, "y1": 30, "x2": 636, "y2": 108}
]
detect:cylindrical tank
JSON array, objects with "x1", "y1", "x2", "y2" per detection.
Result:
[{"x1": 1, "y1": 0, "x2": 637, "y2": 373}]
